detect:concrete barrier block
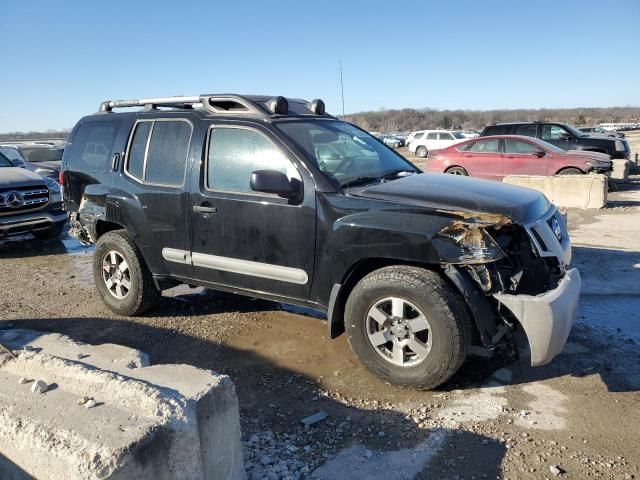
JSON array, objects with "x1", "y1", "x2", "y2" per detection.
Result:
[
  {"x1": 0, "y1": 329, "x2": 245, "y2": 480},
  {"x1": 502, "y1": 174, "x2": 607, "y2": 209},
  {"x1": 610, "y1": 159, "x2": 631, "y2": 181}
]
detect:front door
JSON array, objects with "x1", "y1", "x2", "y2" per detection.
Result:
[
  {"x1": 189, "y1": 123, "x2": 316, "y2": 300},
  {"x1": 502, "y1": 138, "x2": 548, "y2": 176},
  {"x1": 540, "y1": 124, "x2": 576, "y2": 151}
]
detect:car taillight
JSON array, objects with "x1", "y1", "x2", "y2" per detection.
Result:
[{"x1": 58, "y1": 170, "x2": 64, "y2": 185}]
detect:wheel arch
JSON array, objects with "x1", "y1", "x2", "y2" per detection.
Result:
[
  {"x1": 327, "y1": 259, "x2": 501, "y2": 349},
  {"x1": 555, "y1": 166, "x2": 585, "y2": 175}
]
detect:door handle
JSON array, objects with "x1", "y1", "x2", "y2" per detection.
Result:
[
  {"x1": 111, "y1": 153, "x2": 121, "y2": 171},
  {"x1": 193, "y1": 205, "x2": 217, "y2": 214}
]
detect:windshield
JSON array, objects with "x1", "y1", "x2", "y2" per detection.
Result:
[
  {"x1": 0, "y1": 152, "x2": 13, "y2": 167},
  {"x1": 563, "y1": 124, "x2": 587, "y2": 138},
  {"x1": 18, "y1": 147, "x2": 63, "y2": 163},
  {"x1": 276, "y1": 120, "x2": 417, "y2": 188}
]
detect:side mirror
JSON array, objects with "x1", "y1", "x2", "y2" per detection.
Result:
[
  {"x1": 532, "y1": 149, "x2": 546, "y2": 158},
  {"x1": 250, "y1": 170, "x2": 300, "y2": 199},
  {"x1": 559, "y1": 133, "x2": 572, "y2": 141}
]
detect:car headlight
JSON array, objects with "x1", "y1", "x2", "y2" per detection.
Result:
[
  {"x1": 432, "y1": 221, "x2": 506, "y2": 264},
  {"x1": 44, "y1": 177, "x2": 61, "y2": 193}
]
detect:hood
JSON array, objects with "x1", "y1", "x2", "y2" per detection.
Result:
[
  {"x1": 0, "y1": 167, "x2": 47, "y2": 189},
  {"x1": 564, "y1": 150, "x2": 612, "y2": 163},
  {"x1": 29, "y1": 161, "x2": 61, "y2": 171},
  {"x1": 354, "y1": 173, "x2": 550, "y2": 224}
]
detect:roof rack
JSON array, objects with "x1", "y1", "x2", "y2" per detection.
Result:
[{"x1": 98, "y1": 94, "x2": 328, "y2": 117}]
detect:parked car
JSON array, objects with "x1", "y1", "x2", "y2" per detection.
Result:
[
  {"x1": 479, "y1": 122, "x2": 630, "y2": 159},
  {"x1": 0, "y1": 144, "x2": 64, "y2": 181},
  {"x1": 408, "y1": 130, "x2": 467, "y2": 158},
  {"x1": 381, "y1": 135, "x2": 404, "y2": 148},
  {"x1": 424, "y1": 135, "x2": 612, "y2": 181},
  {"x1": 462, "y1": 130, "x2": 480, "y2": 138},
  {"x1": 579, "y1": 127, "x2": 625, "y2": 139},
  {"x1": 62, "y1": 93, "x2": 580, "y2": 390},
  {"x1": 0, "y1": 151, "x2": 66, "y2": 239}
]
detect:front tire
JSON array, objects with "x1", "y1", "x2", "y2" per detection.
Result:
[
  {"x1": 445, "y1": 166, "x2": 468, "y2": 176},
  {"x1": 557, "y1": 167, "x2": 583, "y2": 175},
  {"x1": 93, "y1": 230, "x2": 160, "y2": 316},
  {"x1": 415, "y1": 146, "x2": 428, "y2": 158},
  {"x1": 345, "y1": 266, "x2": 471, "y2": 390}
]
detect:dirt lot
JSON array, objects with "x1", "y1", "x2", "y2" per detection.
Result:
[{"x1": 1, "y1": 181, "x2": 639, "y2": 479}]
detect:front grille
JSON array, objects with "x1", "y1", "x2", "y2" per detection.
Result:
[
  {"x1": 524, "y1": 208, "x2": 571, "y2": 267},
  {"x1": 0, "y1": 185, "x2": 49, "y2": 214}
]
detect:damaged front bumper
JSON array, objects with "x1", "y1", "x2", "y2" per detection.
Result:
[{"x1": 493, "y1": 268, "x2": 581, "y2": 366}]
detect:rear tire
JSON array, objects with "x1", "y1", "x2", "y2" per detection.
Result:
[
  {"x1": 445, "y1": 166, "x2": 468, "y2": 176},
  {"x1": 344, "y1": 266, "x2": 471, "y2": 390},
  {"x1": 416, "y1": 146, "x2": 428, "y2": 158},
  {"x1": 93, "y1": 230, "x2": 160, "y2": 316},
  {"x1": 556, "y1": 167, "x2": 583, "y2": 175}
]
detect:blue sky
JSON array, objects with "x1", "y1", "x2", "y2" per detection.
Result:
[{"x1": 0, "y1": 0, "x2": 638, "y2": 132}]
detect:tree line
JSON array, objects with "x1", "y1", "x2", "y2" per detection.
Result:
[
  {"x1": 0, "y1": 129, "x2": 70, "y2": 142},
  {"x1": 345, "y1": 106, "x2": 640, "y2": 133}
]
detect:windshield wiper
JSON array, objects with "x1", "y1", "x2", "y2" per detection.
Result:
[
  {"x1": 339, "y1": 169, "x2": 416, "y2": 189},
  {"x1": 339, "y1": 175, "x2": 381, "y2": 188}
]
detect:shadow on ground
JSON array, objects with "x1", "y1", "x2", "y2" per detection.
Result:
[{"x1": 0, "y1": 315, "x2": 507, "y2": 479}]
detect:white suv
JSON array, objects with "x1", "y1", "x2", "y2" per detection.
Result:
[{"x1": 408, "y1": 130, "x2": 467, "y2": 158}]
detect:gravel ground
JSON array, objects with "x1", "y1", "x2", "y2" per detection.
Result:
[{"x1": 1, "y1": 182, "x2": 639, "y2": 479}]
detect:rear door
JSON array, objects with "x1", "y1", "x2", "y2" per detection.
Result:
[
  {"x1": 188, "y1": 122, "x2": 316, "y2": 300},
  {"x1": 502, "y1": 138, "x2": 548, "y2": 176},
  {"x1": 424, "y1": 132, "x2": 439, "y2": 150},
  {"x1": 118, "y1": 117, "x2": 194, "y2": 279},
  {"x1": 460, "y1": 138, "x2": 503, "y2": 180},
  {"x1": 514, "y1": 124, "x2": 539, "y2": 139},
  {"x1": 437, "y1": 132, "x2": 455, "y2": 149}
]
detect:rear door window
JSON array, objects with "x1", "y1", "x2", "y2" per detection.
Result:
[
  {"x1": 67, "y1": 122, "x2": 118, "y2": 172},
  {"x1": 426, "y1": 132, "x2": 438, "y2": 140},
  {"x1": 125, "y1": 119, "x2": 192, "y2": 187},
  {"x1": 515, "y1": 124, "x2": 538, "y2": 137}
]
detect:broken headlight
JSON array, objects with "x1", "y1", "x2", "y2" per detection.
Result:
[{"x1": 433, "y1": 221, "x2": 506, "y2": 265}]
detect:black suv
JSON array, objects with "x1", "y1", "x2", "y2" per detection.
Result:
[
  {"x1": 480, "y1": 122, "x2": 630, "y2": 159},
  {"x1": 62, "y1": 94, "x2": 581, "y2": 389}
]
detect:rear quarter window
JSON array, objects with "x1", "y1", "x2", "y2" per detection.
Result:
[{"x1": 67, "y1": 121, "x2": 118, "y2": 173}]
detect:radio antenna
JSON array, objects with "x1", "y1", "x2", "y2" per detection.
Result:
[{"x1": 339, "y1": 59, "x2": 345, "y2": 120}]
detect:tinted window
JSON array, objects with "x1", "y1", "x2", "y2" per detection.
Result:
[
  {"x1": 0, "y1": 148, "x2": 22, "y2": 162},
  {"x1": 18, "y1": 148, "x2": 63, "y2": 163},
  {"x1": 426, "y1": 132, "x2": 438, "y2": 140},
  {"x1": 504, "y1": 139, "x2": 536, "y2": 154},
  {"x1": 482, "y1": 125, "x2": 508, "y2": 136},
  {"x1": 413, "y1": 132, "x2": 424, "y2": 139},
  {"x1": 67, "y1": 122, "x2": 118, "y2": 172},
  {"x1": 145, "y1": 121, "x2": 191, "y2": 186},
  {"x1": 208, "y1": 127, "x2": 296, "y2": 194},
  {"x1": 541, "y1": 125, "x2": 569, "y2": 140},
  {"x1": 515, "y1": 124, "x2": 538, "y2": 137},
  {"x1": 126, "y1": 122, "x2": 151, "y2": 180},
  {"x1": 0, "y1": 152, "x2": 12, "y2": 167},
  {"x1": 439, "y1": 132, "x2": 453, "y2": 140},
  {"x1": 125, "y1": 120, "x2": 191, "y2": 186},
  {"x1": 469, "y1": 139, "x2": 500, "y2": 153}
]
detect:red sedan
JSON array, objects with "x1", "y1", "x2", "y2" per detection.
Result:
[{"x1": 423, "y1": 135, "x2": 612, "y2": 181}]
